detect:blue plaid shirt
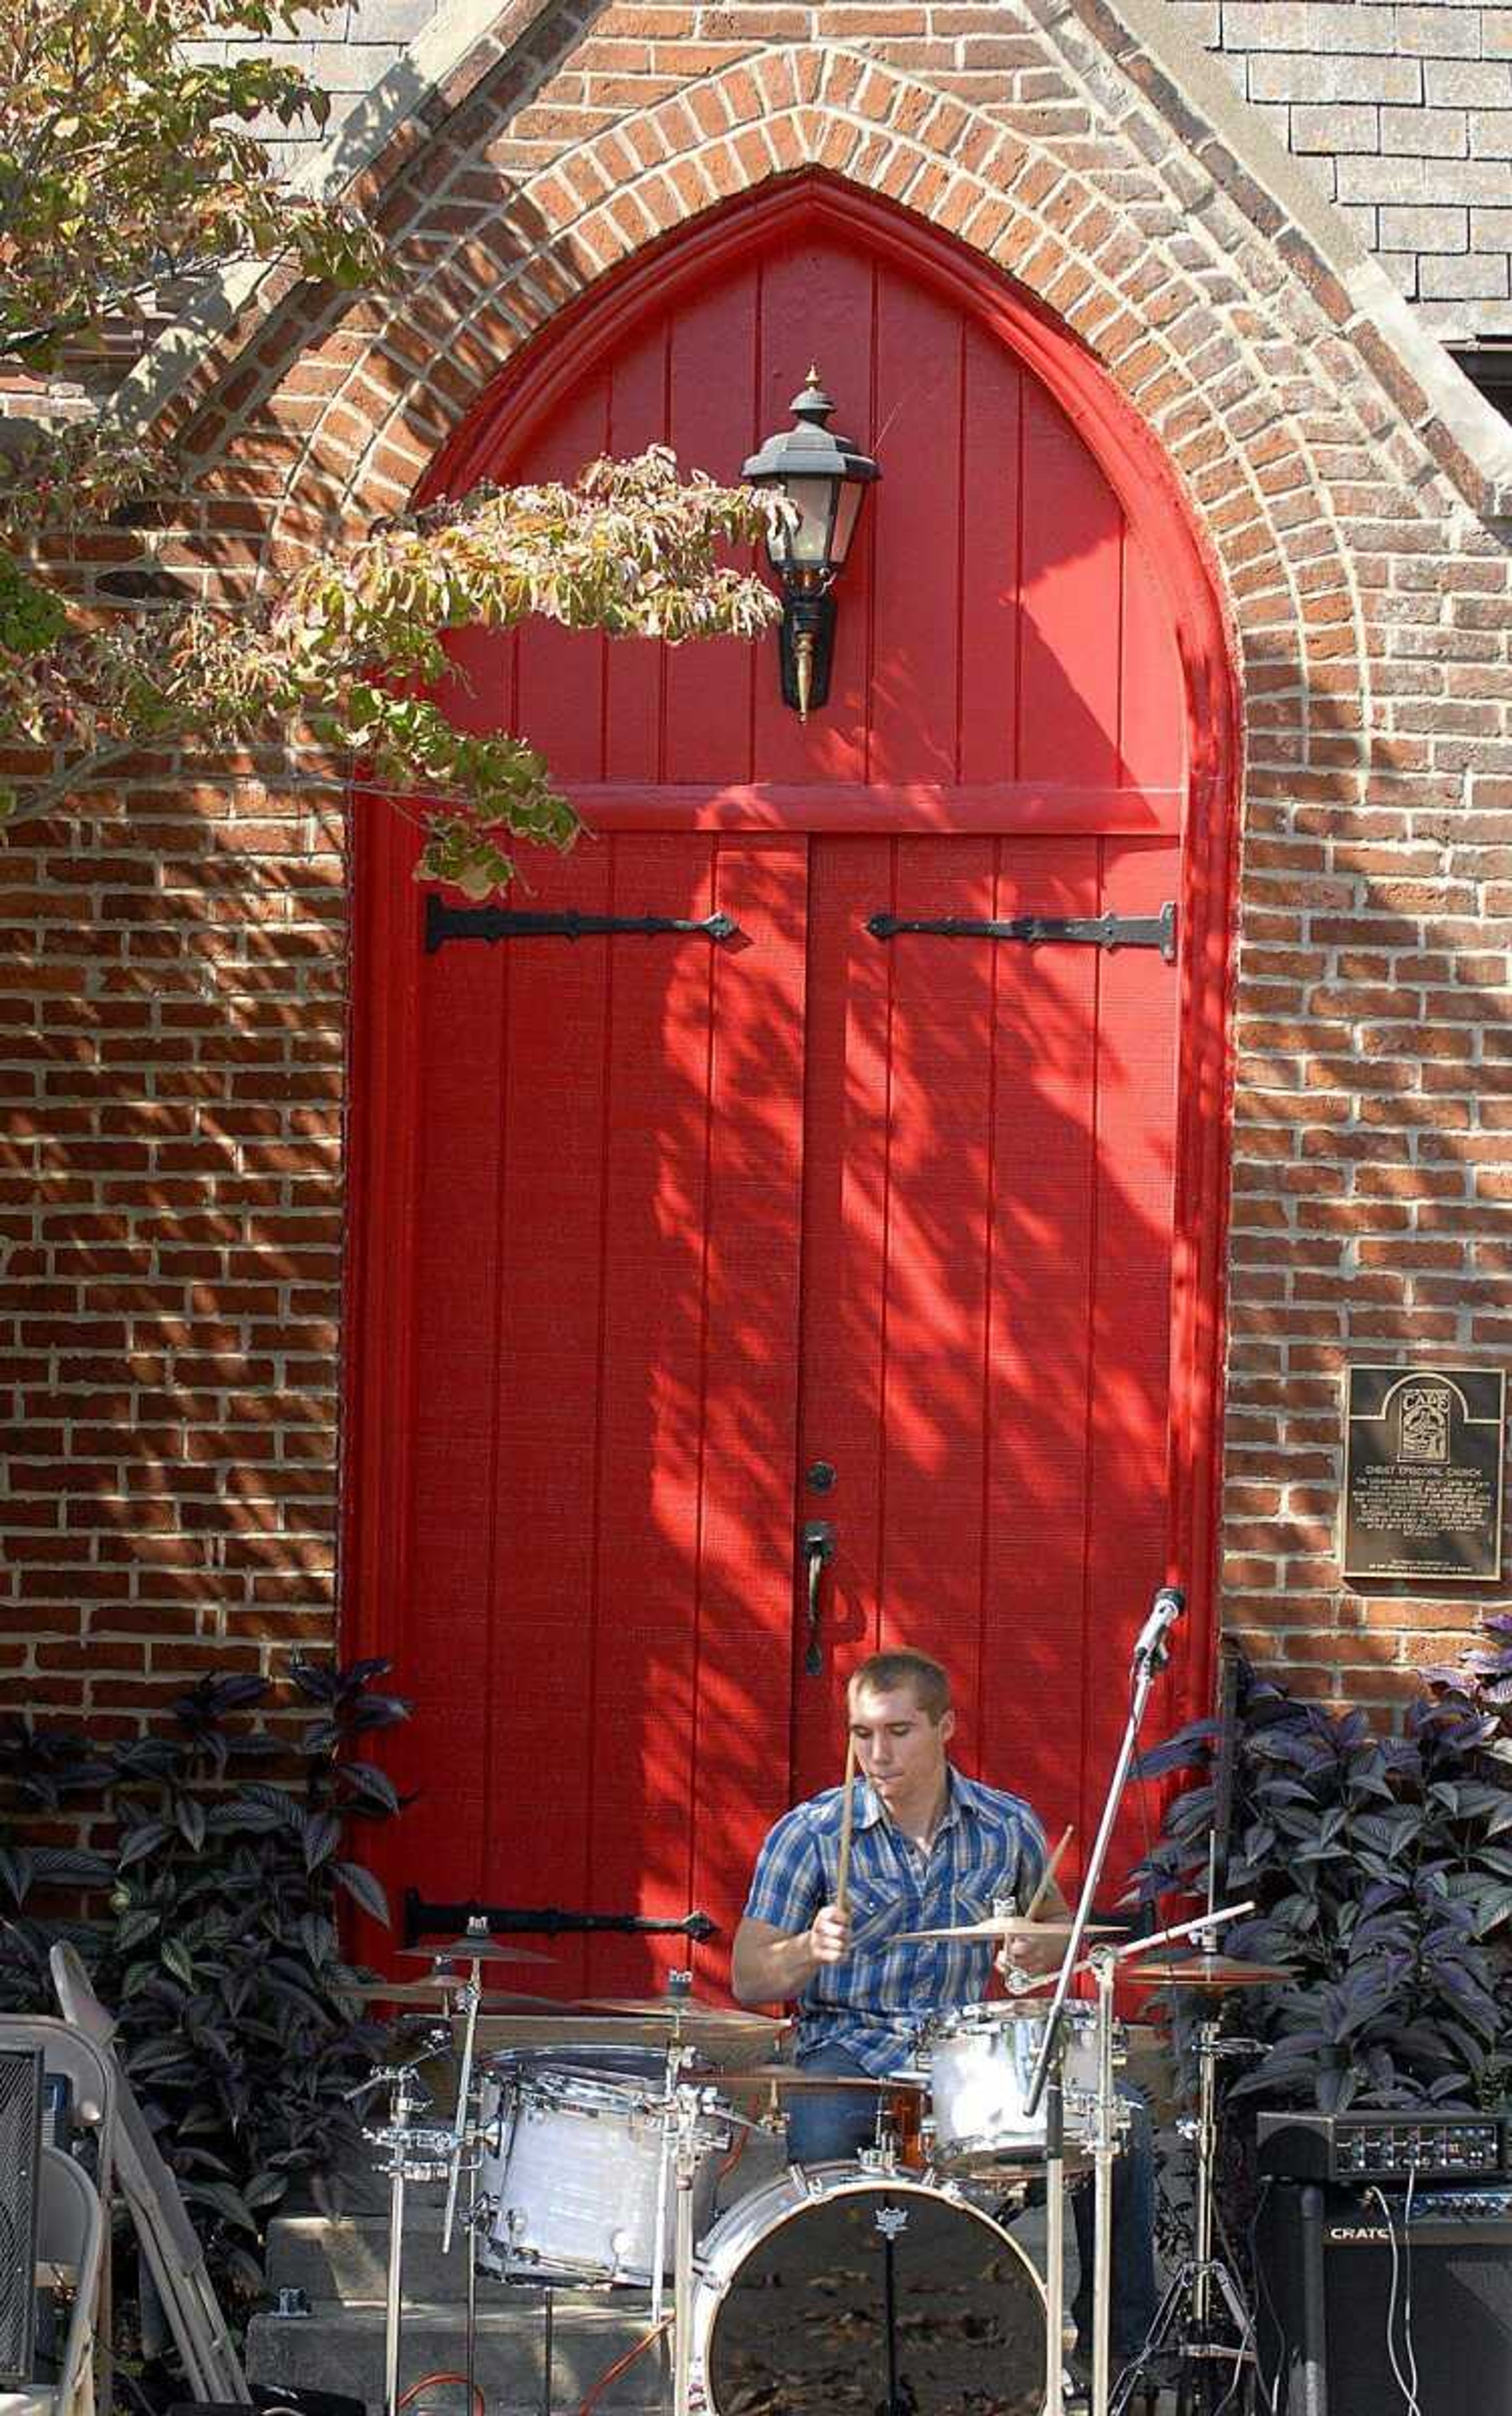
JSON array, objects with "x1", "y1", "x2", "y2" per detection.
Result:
[{"x1": 743, "y1": 1768, "x2": 1048, "y2": 2077}]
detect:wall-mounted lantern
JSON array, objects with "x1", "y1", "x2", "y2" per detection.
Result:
[{"x1": 742, "y1": 369, "x2": 881, "y2": 722}]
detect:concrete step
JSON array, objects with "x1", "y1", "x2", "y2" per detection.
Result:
[{"x1": 245, "y1": 2292, "x2": 669, "y2": 2414}]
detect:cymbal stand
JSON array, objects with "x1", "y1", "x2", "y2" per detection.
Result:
[
  {"x1": 362, "y1": 2063, "x2": 456, "y2": 2416},
  {"x1": 665, "y1": 2075, "x2": 741, "y2": 2416},
  {"x1": 1042, "y1": 2060, "x2": 1068, "y2": 2416},
  {"x1": 650, "y1": 2035, "x2": 695, "y2": 2329},
  {"x1": 1083, "y1": 1945, "x2": 1133, "y2": 2416},
  {"x1": 1110, "y1": 2024, "x2": 1257, "y2": 2416},
  {"x1": 669, "y1": 2077, "x2": 712, "y2": 2416},
  {"x1": 437, "y1": 1933, "x2": 494, "y2": 2416}
]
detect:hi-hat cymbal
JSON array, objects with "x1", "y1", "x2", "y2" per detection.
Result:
[
  {"x1": 895, "y1": 1918, "x2": 1121, "y2": 1945},
  {"x1": 576, "y1": 1994, "x2": 785, "y2": 2034},
  {"x1": 358, "y1": 1976, "x2": 564, "y2": 2009},
  {"x1": 398, "y1": 1936, "x2": 554, "y2": 1967},
  {"x1": 712, "y1": 2063, "x2": 926, "y2": 2095},
  {"x1": 1127, "y1": 1954, "x2": 1293, "y2": 1990}
]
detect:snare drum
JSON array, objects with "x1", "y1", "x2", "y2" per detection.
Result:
[
  {"x1": 477, "y1": 2047, "x2": 726, "y2": 2286},
  {"x1": 689, "y1": 2164, "x2": 1044, "y2": 2414},
  {"x1": 919, "y1": 2003, "x2": 1102, "y2": 2177}
]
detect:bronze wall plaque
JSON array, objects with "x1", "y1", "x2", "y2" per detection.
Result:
[{"x1": 1342, "y1": 1365, "x2": 1506, "y2": 1585}]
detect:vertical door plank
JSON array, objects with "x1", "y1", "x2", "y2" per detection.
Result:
[
  {"x1": 1083, "y1": 834, "x2": 1182, "y2": 1886},
  {"x1": 483, "y1": 845, "x2": 615, "y2": 1998},
  {"x1": 393, "y1": 892, "x2": 511, "y2": 1905},
  {"x1": 664, "y1": 272, "x2": 760, "y2": 781},
  {"x1": 866, "y1": 836, "x2": 998, "y2": 1776},
  {"x1": 604, "y1": 324, "x2": 671, "y2": 783},
  {"x1": 583, "y1": 833, "x2": 718, "y2": 1997},
  {"x1": 959, "y1": 329, "x2": 1023, "y2": 786},
  {"x1": 869, "y1": 279, "x2": 962, "y2": 783},
  {"x1": 687, "y1": 836, "x2": 810, "y2": 1982},
  {"x1": 752, "y1": 240, "x2": 876, "y2": 785},
  {"x1": 511, "y1": 376, "x2": 611, "y2": 784},
  {"x1": 790, "y1": 836, "x2": 895, "y2": 1801},
  {"x1": 1016, "y1": 384, "x2": 1123, "y2": 789},
  {"x1": 1119, "y1": 529, "x2": 1186, "y2": 795},
  {"x1": 978, "y1": 839, "x2": 1101, "y2": 1876}
]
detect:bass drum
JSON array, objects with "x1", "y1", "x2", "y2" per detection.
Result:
[{"x1": 690, "y1": 2166, "x2": 1045, "y2": 2415}]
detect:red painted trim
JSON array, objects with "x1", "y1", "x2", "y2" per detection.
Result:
[
  {"x1": 341, "y1": 807, "x2": 424, "y2": 1681},
  {"x1": 561, "y1": 782, "x2": 1181, "y2": 834},
  {"x1": 395, "y1": 170, "x2": 1240, "y2": 1739}
]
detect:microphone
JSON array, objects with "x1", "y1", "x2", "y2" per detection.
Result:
[{"x1": 1132, "y1": 1584, "x2": 1185, "y2": 1670}]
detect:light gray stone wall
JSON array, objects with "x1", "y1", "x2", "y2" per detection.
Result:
[
  {"x1": 1173, "y1": 0, "x2": 1512, "y2": 341},
  {"x1": 228, "y1": 0, "x2": 1512, "y2": 343}
]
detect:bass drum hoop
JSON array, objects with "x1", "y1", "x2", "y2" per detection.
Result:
[{"x1": 690, "y1": 2165, "x2": 1045, "y2": 2415}]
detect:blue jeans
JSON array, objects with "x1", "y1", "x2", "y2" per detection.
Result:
[
  {"x1": 786, "y1": 2040, "x2": 886, "y2": 2164},
  {"x1": 785, "y1": 2044, "x2": 1158, "y2": 2359}
]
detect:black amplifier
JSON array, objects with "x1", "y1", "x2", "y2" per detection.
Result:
[
  {"x1": 1256, "y1": 2178, "x2": 1512, "y2": 2416},
  {"x1": 1256, "y1": 2107, "x2": 1508, "y2": 2184}
]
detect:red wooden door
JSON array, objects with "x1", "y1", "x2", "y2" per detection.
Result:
[{"x1": 347, "y1": 185, "x2": 1210, "y2": 1993}]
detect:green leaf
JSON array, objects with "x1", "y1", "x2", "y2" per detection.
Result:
[
  {"x1": 331, "y1": 1861, "x2": 389, "y2": 1925},
  {"x1": 162, "y1": 1937, "x2": 196, "y2": 1988}
]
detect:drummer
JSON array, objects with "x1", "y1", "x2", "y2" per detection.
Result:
[{"x1": 729, "y1": 1647, "x2": 1158, "y2": 2380}]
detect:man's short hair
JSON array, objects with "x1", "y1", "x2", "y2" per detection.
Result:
[{"x1": 849, "y1": 1649, "x2": 952, "y2": 1722}]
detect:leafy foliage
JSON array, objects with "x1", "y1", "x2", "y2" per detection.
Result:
[
  {"x1": 0, "y1": 1660, "x2": 410, "y2": 2292},
  {"x1": 1133, "y1": 1658, "x2": 1512, "y2": 2115},
  {"x1": 1, "y1": 0, "x2": 383, "y2": 369},
  {"x1": 5, "y1": 448, "x2": 782, "y2": 893},
  {"x1": 1, "y1": 0, "x2": 786, "y2": 892}
]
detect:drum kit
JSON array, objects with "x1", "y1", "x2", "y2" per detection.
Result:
[{"x1": 356, "y1": 1907, "x2": 1286, "y2": 2416}]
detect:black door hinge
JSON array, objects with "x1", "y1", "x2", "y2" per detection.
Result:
[
  {"x1": 426, "y1": 896, "x2": 740, "y2": 952},
  {"x1": 865, "y1": 902, "x2": 1176, "y2": 961}
]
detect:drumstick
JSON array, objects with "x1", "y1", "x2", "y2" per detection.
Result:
[
  {"x1": 1024, "y1": 1825, "x2": 1074, "y2": 1921},
  {"x1": 835, "y1": 1731, "x2": 858, "y2": 1917}
]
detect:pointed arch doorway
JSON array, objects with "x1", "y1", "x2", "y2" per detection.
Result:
[{"x1": 345, "y1": 176, "x2": 1237, "y2": 1998}]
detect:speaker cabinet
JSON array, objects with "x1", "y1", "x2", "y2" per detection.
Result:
[
  {"x1": 0, "y1": 2046, "x2": 43, "y2": 2386},
  {"x1": 1255, "y1": 2177, "x2": 1512, "y2": 2416}
]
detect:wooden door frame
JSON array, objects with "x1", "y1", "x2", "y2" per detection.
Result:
[{"x1": 346, "y1": 173, "x2": 1240, "y2": 1746}]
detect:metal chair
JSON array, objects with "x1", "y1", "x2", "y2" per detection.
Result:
[{"x1": 48, "y1": 1945, "x2": 248, "y2": 2405}]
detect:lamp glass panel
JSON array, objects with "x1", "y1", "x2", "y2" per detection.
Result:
[
  {"x1": 781, "y1": 476, "x2": 839, "y2": 568},
  {"x1": 829, "y1": 481, "x2": 867, "y2": 570}
]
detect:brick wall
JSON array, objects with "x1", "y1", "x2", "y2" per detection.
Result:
[{"x1": 5, "y1": 0, "x2": 1512, "y2": 1737}]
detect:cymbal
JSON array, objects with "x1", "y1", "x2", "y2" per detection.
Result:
[
  {"x1": 358, "y1": 1977, "x2": 564, "y2": 2009},
  {"x1": 895, "y1": 1918, "x2": 1121, "y2": 1944},
  {"x1": 712, "y1": 2064, "x2": 925, "y2": 2095},
  {"x1": 577, "y1": 1995, "x2": 786, "y2": 2034},
  {"x1": 1126, "y1": 1954, "x2": 1293, "y2": 1990},
  {"x1": 469, "y1": 2012, "x2": 786, "y2": 2065},
  {"x1": 398, "y1": 1937, "x2": 554, "y2": 1967}
]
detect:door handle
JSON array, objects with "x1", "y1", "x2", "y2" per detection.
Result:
[{"x1": 800, "y1": 1521, "x2": 836, "y2": 1676}]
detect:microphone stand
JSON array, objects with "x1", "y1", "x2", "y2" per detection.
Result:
[{"x1": 1024, "y1": 1588, "x2": 1181, "y2": 2416}]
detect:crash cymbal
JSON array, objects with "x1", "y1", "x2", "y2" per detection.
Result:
[
  {"x1": 1126, "y1": 1953, "x2": 1293, "y2": 1990},
  {"x1": 398, "y1": 1936, "x2": 554, "y2": 1967},
  {"x1": 895, "y1": 1918, "x2": 1121, "y2": 1944},
  {"x1": 712, "y1": 2064, "x2": 925, "y2": 2095}
]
